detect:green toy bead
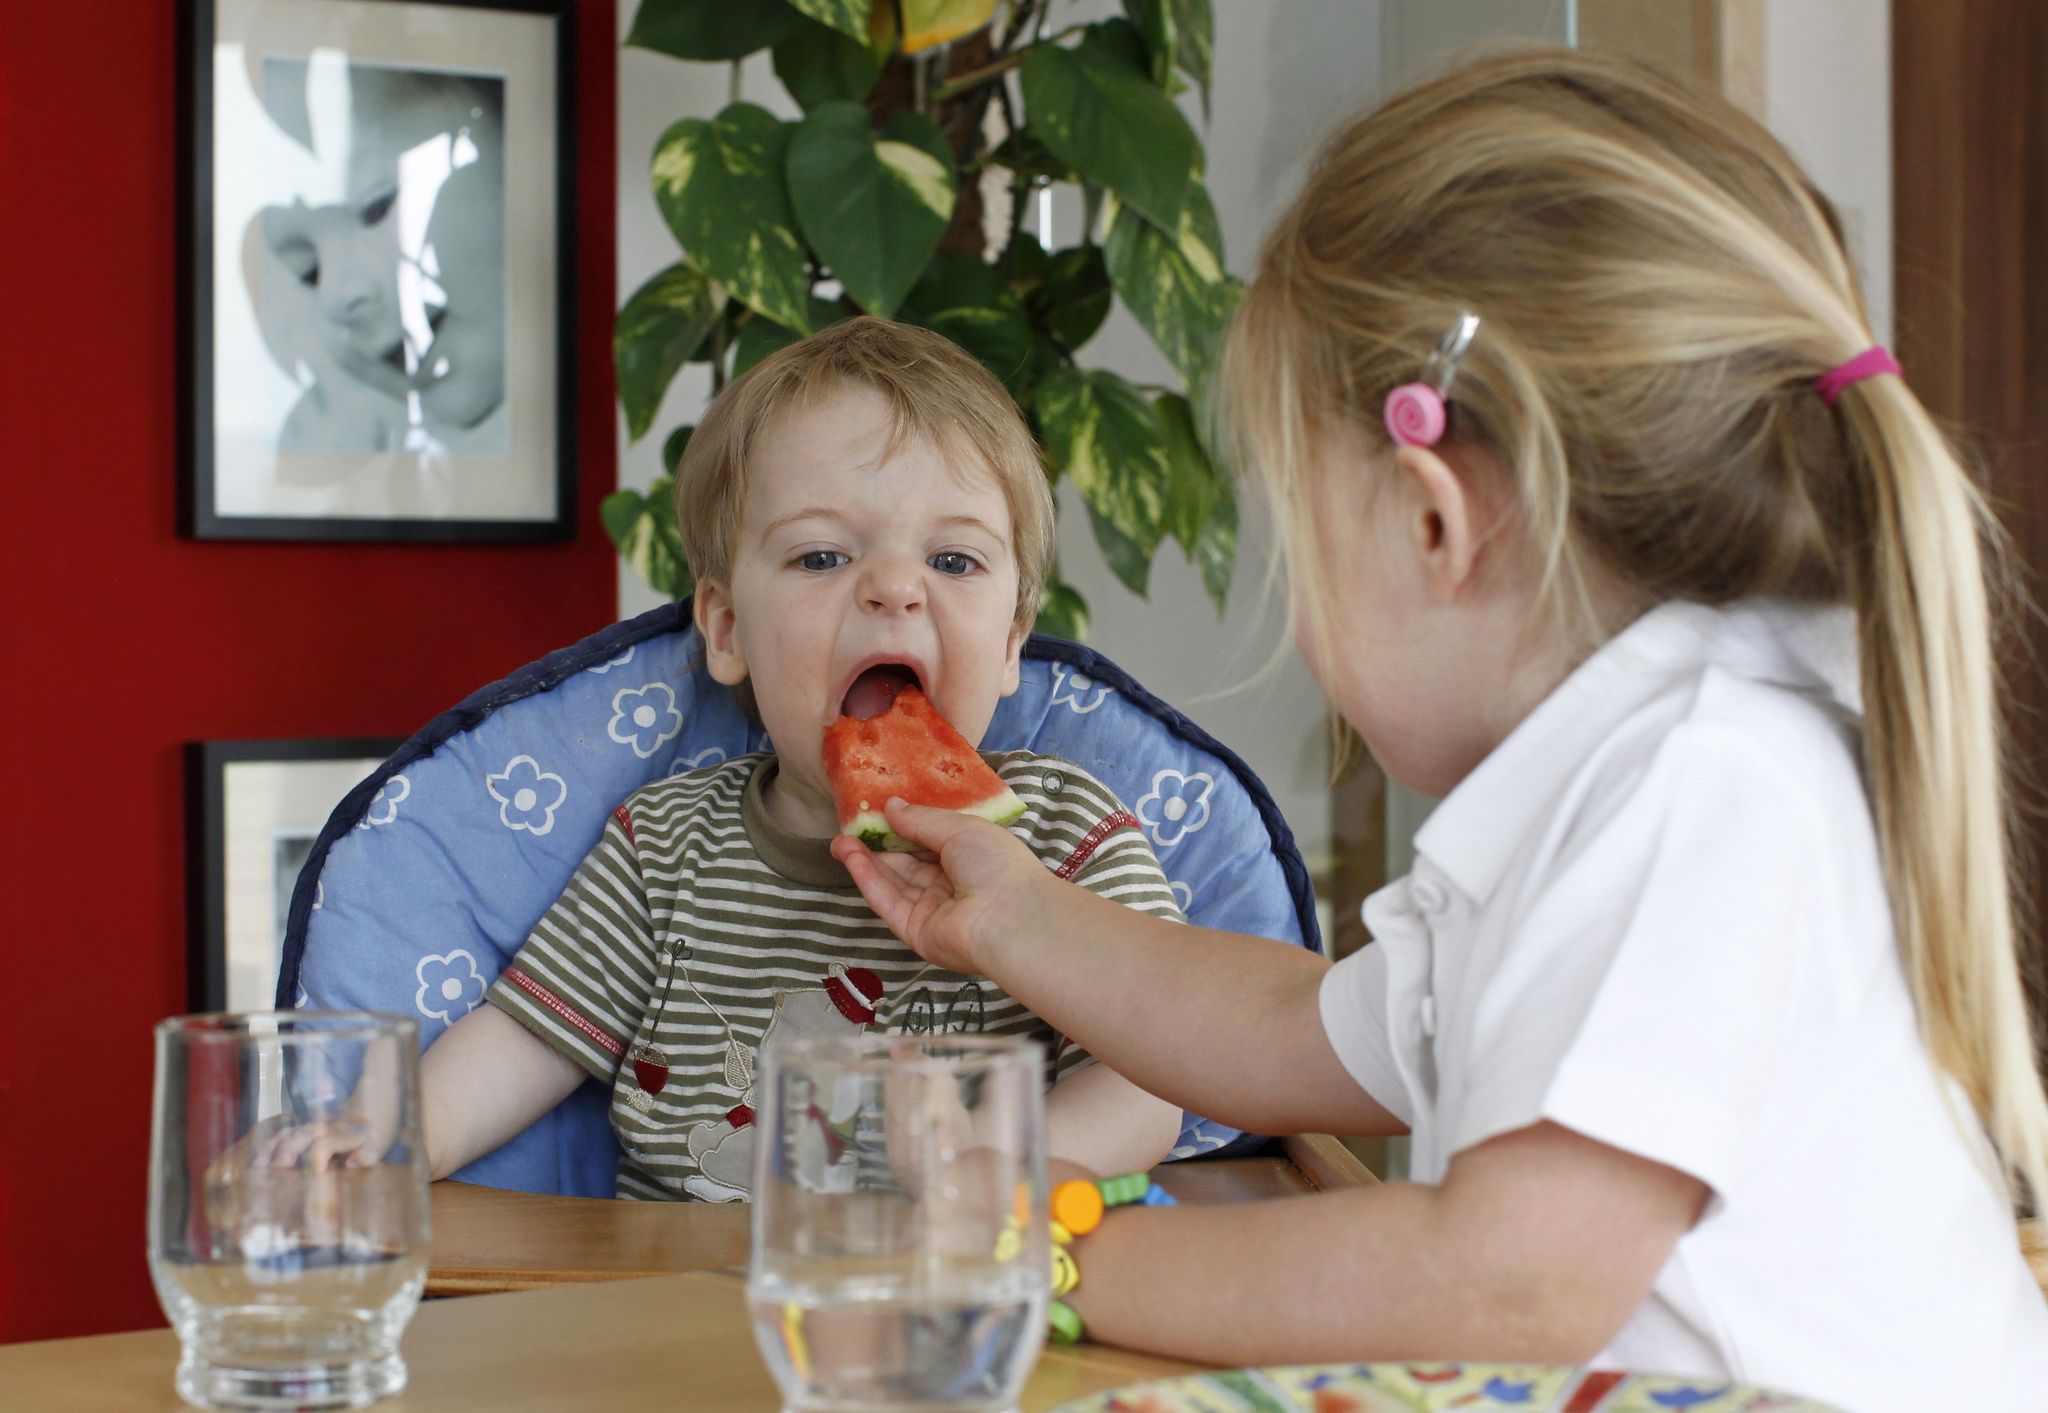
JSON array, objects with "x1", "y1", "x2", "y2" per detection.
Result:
[
  {"x1": 1048, "y1": 1299, "x2": 1084, "y2": 1344},
  {"x1": 1098, "y1": 1173, "x2": 1149, "y2": 1206}
]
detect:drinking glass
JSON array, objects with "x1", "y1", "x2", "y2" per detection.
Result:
[
  {"x1": 148, "y1": 1012, "x2": 429, "y2": 1410},
  {"x1": 748, "y1": 1033, "x2": 1051, "y2": 1413}
]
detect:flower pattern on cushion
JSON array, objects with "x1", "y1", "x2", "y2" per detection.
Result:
[
  {"x1": 357, "y1": 773, "x2": 411, "y2": 829},
  {"x1": 415, "y1": 950, "x2": 488, "y2": 1022},
  {"x1": 669, "y1": 746, "x2": 728, "y2": 777},
  {"x1": 608, "y1": 682, "x2": 684, "y2": 758},
  {"x1": 587, "y1": 646, "x2": 636, "y2": 674},
  {"x1": 1049, "y1": 662, "x2": 1114, "y2": 714},
  {"x1": 1169, "y1": 880, "x2": 1194, "y2": 915},
  {"x1": 487, "y1": 755, "x2": 569, "y2": 836},
  {"x1": 1134, "y1": 768, "x2": 1214, "y2": 850}
]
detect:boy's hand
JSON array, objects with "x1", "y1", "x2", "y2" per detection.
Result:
[{"x1": 830, "y1": 799, "x2": 1051, "y2": 976}]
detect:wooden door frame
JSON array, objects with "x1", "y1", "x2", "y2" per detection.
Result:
[{"x1": 1892, "y1": 0, "x2": 2048, "y2": 1043}]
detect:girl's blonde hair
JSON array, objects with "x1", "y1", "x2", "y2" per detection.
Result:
[{"x1": 1226, "y1": 48, "x2": 2048, "y2": 1212}]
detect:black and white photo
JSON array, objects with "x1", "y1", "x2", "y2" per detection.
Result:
[{"x1": 181, "y1": 0, "x2": 573, "y2": 540}]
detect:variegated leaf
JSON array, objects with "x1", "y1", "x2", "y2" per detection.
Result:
[
  {"x1": 653, "y1": 103, "x2": 812, "y2": 335},
  {"x1": 783, "y1": 0, "x2": 870, "y2": 43},
  {"x1": 787, "y1": 104, "x2": 956, "y2": 317},
  {"x1": 615, "y1": 263, "x2": 723, "y2": 443},
  {"x1": 1103, "y1": 183, "x2": 1240, "y2": 407},
  {"x1": 1020, "y1": 22, "x2": 1198, "y2": 234},
  {"x1": 1035, "y1": 366, "x2": 1171, "y2": 582}
]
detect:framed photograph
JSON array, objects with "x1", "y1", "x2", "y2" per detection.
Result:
[
  {"x1": 179, "y1": 0, "x2": 574, "y2": 541},
  {"x1": 186, "y1": 738, "x2": 401, "y2": 1012}
]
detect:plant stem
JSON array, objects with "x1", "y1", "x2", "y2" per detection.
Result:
[{"x1": 729, "y1": 60, "x2": 741, "y2": 106}]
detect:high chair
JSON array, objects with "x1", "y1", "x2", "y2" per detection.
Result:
[{"x1": 274, "y1": 600, "x2": 1324, "y2": 1197}]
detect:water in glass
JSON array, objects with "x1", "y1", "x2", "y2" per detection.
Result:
[
  {"x1": 148, "y1": 1012, "x2": 429, "y2": 1410},
  {"x1": 748, "y1": 1034, "x2": 1051, "y2": 1413}
]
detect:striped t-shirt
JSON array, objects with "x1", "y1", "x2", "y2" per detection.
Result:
[{"x1": 487, "y1": 749, "x2": 1182, "y2": 1201}]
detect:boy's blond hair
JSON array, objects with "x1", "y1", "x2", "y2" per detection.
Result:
[
  {"x1": 675, "y1": 316, "x2": 1054, "y2": 631},
  {"x1": 1225, "y1": 49, "x2": 2048, "y2": 1215}
]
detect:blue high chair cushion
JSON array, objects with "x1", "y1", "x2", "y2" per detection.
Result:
[{"x1": 280, "y1": 601, "x2": 1320, "y2": 1198}]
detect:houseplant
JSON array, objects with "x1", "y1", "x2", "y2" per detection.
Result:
[{"x1": 606, "y1": 0, "x2": 1239, "y2": 639}]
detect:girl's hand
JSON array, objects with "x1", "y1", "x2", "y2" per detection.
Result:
[{"x1": 830, "y1": 798, "x2": 1052, "y2": 976}]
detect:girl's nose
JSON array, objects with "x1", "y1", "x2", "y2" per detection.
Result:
[{"x1": 861, "y1": 557, "x2": 926, "y2": 615}]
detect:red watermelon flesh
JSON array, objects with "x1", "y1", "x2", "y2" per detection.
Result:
[{"x1": 823, "y1": 685, "x2": 1025, "y2": 851}]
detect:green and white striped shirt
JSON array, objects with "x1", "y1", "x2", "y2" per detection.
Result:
[{"x1": 488, "y1": 750, "x2": 1181, "y2": 1201}]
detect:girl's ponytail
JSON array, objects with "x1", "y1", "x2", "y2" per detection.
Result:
[{"x1": 1837, "y1": 382, "x2": 2048, "y2": 1212}]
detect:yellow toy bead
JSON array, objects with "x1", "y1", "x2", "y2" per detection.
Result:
[
  {"x1": 1051, "y1": 1244, "x2": 1080, "y2": 1298},
  {"x1": 1051, "y1": 1178, "x2": 1104, "y2": 1236},
  {"x1": 1049, "y1": 1220, "x2": 1073, "y2": 1247},
  {"x1": 994, "y1": 1225, "x2": 1022, "y2": 1263}
]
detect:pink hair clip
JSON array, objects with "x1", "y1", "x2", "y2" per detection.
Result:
[
  {"x1": 1384, "y1": 313, "x2": 1481, "y2": 448},
  {"x1": 1815, "y1": 346, "x2": 1902, "y2": 407}
]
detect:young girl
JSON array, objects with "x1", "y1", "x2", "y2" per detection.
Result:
[{"x1": 833, "y1": 49, "x2": 2048, "y2": 1413}]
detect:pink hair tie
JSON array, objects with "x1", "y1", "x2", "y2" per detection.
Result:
[{"x1": 1815, "y1": 346, "x2": 1902, "y2": 406}]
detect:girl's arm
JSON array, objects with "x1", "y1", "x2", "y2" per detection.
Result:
[
  {"x1": 419, "y1": 1003, "x2": 586, "y2": 1179},
  {"x1": 831, "y1": 801, "x2": 1404, "y2": 1139},
  {"x1": 1071, "y1": 1119, "x2": 1709, "y2": 1365}
]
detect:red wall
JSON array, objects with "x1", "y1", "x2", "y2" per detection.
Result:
[{"x1": 0, "y1": 0, "x2": 618, "y2": 1342}]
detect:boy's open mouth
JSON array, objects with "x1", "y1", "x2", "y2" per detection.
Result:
[{"x1": 840, "y1": 663, "x2": 922, "y2": 720}]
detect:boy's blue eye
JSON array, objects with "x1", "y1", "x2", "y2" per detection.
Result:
[
  {"x1": 798, "y1": 550, "x2": 847, "y2": 572},
  {"x1": 930, "y1": 552, "x2": 976, "y2": 576}
]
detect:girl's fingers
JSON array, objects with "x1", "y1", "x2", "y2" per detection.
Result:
[{"x1": 880, "y1": 798, "x2": 981, "y2": 852}]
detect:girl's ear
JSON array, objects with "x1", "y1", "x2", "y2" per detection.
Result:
[
  {"x1": 694, "y1": 580, "x2": 749, "y2": 686},
  {"x1": 1393, "y1": 444, "x2": 1481, "y2": 601}
]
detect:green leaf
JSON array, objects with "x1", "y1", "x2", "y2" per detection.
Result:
[
  {"x1": 730, "y1": 298, "x2": 850, "y2": 379},
  {"x1": 1020, "y1": 23, "x2": 1198, "y2": 234},
  {"x1": 783, "y1": 0, "x2": 869, "y2": 43},
  {"x1": 787, "y1": 104, "x2": 956, "y2": 318},
  {"x1": 1085, "y1": 499, "x2": 1152, "y2": 597},
  {"x1": 1034, "y1": 575, "x2": 1090, "y2": 641},
  {"x1": 1194, "y1": 459, "x2": 1236, "y2": 613},
  {"x1": 653, "y1": 104, "x2": 813, "y2": 334},
  {"x1": 986, "y1": 128, "x2": 1075, "y2": 186},
  {"x1": 1170, "y1": 0, "x2": 1214, "y2": 119},
  {"x1": 1120, "y1": 0, "x2": 1176, "y2": 88},
  {"x1": 602, "y1": 477, "x2": 694, "y2": 600},
  {"x1": 1031, "y1": 244, "x2": 1111, "y2": 353},
  {"x1": 1154, "y1": 391, "x2": 1214, "y2": 552},
  {"x1": 1103, "y1": 183, "x2": 1240, "y2": 407},
  {"x1": 901, "y1": 254, "x2": 1037, "y2": 389},
  {"x1": 1005, "y1": 230, "x2": 1052, "y2": 282},
  {"x1": 771, "y1": 4, "x2": 895, "y2": 110},
  {"x1": 900, "y1": 0, "x2": 1001, "y2": 53},
  {"x1": 614, "y1": 263, "x2": 723, "y2": 443},
  {"x1": 627, "y1": 0, "x2": 808, "y2": 61},
  {"x1": 1035, "y1": 365, "x2": 1171, "y2": 582},
  {"x1": 662, "y1": 423, "x2": 695, "y2": 477}
]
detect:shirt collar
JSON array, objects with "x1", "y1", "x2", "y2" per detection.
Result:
[
  {"x1": 742, "y1": 757, "x2": 859, "y2": 889},
  {"x1": 1412, "y1": 597, "x2": 1861, "y2": 908}
]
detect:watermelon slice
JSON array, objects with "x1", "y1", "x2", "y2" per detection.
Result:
[{"x1": 823, "y1": 683, "x2": 1025, "y2": 851}]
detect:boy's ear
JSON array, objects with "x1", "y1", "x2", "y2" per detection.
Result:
[
  {"x1": 693, "y1": 580, "x2": 749, "y2": 686},
  {"x1": 1392, "y1": 444, "x2": 1481, "y2": 601},
  {"x1": 999, "y1": 620, "x2": 1027, "y2": 698}
]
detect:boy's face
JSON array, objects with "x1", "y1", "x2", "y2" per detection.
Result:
[{"x1": 695, "y1": 381, "x2": 1028, "y2": 833}]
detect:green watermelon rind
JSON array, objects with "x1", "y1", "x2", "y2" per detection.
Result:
[{"x1": 842, "y1": 784, "x2": 1028, "y2": 852}]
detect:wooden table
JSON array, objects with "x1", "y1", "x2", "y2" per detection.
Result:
[
  {"x1": 0, "y1": 1268, "x2": 1200, "y2": 1411},
  {"x1": 0, "y1": 1138, "x2": 1374, "y2": 1411},
  {"x1": 428, "y1": 1134, "x2": 1376, "y2": 1296}
]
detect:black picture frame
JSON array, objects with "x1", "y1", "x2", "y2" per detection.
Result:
[
  {"x1": 186, "y1": 738, "x2": 401, "y2": 1012},
  {"x1": 178, "y1": 0, "x2": 575, "y2": 542}
]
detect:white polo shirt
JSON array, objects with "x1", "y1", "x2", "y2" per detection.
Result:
[{"x1": 1320, "y1": 599, "x2": 2048, "y2": 1413}]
